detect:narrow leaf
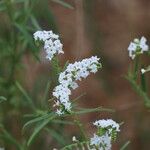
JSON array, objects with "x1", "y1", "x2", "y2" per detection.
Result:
[
  {"x1": 15, "y1": 81, "x2": 35, "y2": 110},
  {"x1": 23, "y1": 114, "x2": 50, "y2": 131},
  {"x1": 51, "y1": 0, "x2": 74, "y2": 9},
  {"x1": 0, "y1": 128, "x2": 22, "y2": 150},
  {"x1": 74, "y1": 107, "x2": 115, "y2": 115},
  {"x1": 45, "y1": 128, "x2": 66, "y2": 145},
  {"x1": 0, "y1": 96, "x2": 7, "y2": 103},
  {"x1": 61, "y1": 141, "x2": 89, "y2": 150},
  {"x1": 27, "y1": 114, "x2": 56, "y2": 146},
  {"x1": 120, "y1": 141, "x2": 130, "y2": 150}
]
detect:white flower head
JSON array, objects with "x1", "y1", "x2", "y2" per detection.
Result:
[
  {"x1": 128, "y1": 36, "x2": 149, "y2": 59},
  {"x1": 53, "y1": 56, "x2": 101, "y2": 115},
  {"x1": 90, "y1": 133, "x2": 111, "y2": 150},
  {"x1": 90, "y1": 119, "x2": 120, "y2": 150},
  {"x1": 33, "y1": 30, "x2": 63, "y2": 60},
  {"x1": 93, "y1": 119, "x2": 120, "y2": 132}
]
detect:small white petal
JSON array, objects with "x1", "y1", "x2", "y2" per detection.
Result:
[{"x1": 141, "y1": 69, "x2": 146, "y2": 74}]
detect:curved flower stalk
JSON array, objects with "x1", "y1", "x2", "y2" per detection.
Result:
[
  {"x1": 52, "y1": 56, "x2": 102, "y2": 115},
  {"x1": 128, "y1": 36, "x2": 149, "y2": 59},
  {"x1": 33, "y1": 30, "x2": 63, "y2": 60},
  {"x1": 90, "y1": 119, "x2": 120, "y2": 150}
]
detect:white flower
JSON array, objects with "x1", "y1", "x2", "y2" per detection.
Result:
[
  {"x1": 128, "y1": 36, "x2": 149, "y2": 59},
  {"x1": 90, "y1": 119, "x2": 120, "y2": 150},
  {"x1": 128, "y1": 42, "x2": 137, "y2": 59},
  {"x1": 70, "y1": 82, "x2": 78, "y2": 90},
  {"x1": 72, "y1": 136, "x2": 78, "y2": 142},
  {"x1": 90, "y1": 133, "x2": 111, "y2": 150},
  {"x1": 93, "y1": 119, "x2": 120, "y2": 132},
  {"x1": 141, "y1": 66, "x2": 150, "y2": 74},
  {"x1": 141, "y1": 68, "x2": 146, "y2": 74},
  {"x1": 139, "y1": 37, "x2": 148, "y2": 51},
  {"x1": 53, "y1": 56, "x2": 101, "y2": 114},
  {"x1": 56, "y1": 109, "x2": 64, "y2": 116},
  {"x1": 90, "y1": 134, "x2": 101, "y2": 146},
  {"x1": 33, "y1": 30, "x2": 63, "y2": 60}
]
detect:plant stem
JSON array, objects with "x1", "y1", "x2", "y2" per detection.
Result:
[
  {"x1": 73, "y1": 114, "x2": 87, "y2": 141},
  {"x1": 133, "y1": 56, "x2": 139, "y2": 81}
]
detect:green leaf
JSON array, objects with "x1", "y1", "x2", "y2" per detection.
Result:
[
  {"x1": 23, "y1": 113, "x2": 50, "y2": 131},
  {"x1": 33, "y1": 0, "x2": 58, "y2": 32},
  {"x1": 0, "y1": 1, "x2": 6, "y2": 11},
  {"x1": 45, "y1": 128, "x2": 66, "y2": 145},
  {"x1": 43, "y1": 80, "x2": 51, "y2": 105},
  {"x1": 74, "y1": 107, "x2": 115, "y2": 115},
  {"x1": 60, "y1": 141, "x2": 89, "y2": 150},
  {"x1": 14, "y1": 23, "x2": 40, "y2": 62},
  {"x1": 14, "y1": 0, "x2": 27, "y2": 3},
  {"x1": 30, "y1": 15, "x2": 41, "y2": 30},
  {"x1": 51, "y1": 0, "x2": 74, "y2": 9},
  {"x1": 63, "y1": 60, "x2": 69, "y2": 71},
  {"x1": 0, "y1": 96, "x2": 7, "y2": 103},
  {"x1": 126, "y1": 75, "x2": 150, "y2": 108},
  {"x1": 15, "y1": 81, "x2": 36, "y2": 110},
  {"x1": 51, "y1": 119, "x2": 74, "y2": 125},
  {"x1": 0, "y1": 127, "x2": 22, "y2": 150},
  {"x1": 27, "y1": 114, "x2": 56, "y2": 146},
  {"x1": 120, "y1": 141, "x2": 130, "y2": 150}
]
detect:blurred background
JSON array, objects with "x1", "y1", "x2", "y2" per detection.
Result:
[{"x1": 0, "y1": 0, "x2": 150, "y2": 149}]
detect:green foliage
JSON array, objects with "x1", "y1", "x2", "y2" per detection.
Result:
[
  {"x1": 0, "y1": 0, "x2": 66, "y2": 149},
  {"x1": 61, "y1": 141, "x2": 89, "y2": 150},
  {"x1": 27, "y1": 114, "x2": 56, "y2": 146},
  {"x1": 120, "y1": 141, "x2": 130, "y2": 150},
  {"x1": 126, "y1": 59, "x2": 150, "y2": 108},
  {"x1": 0, "y1": 125, "x2": 23, "y2": 150},
  {"x1": 0, "y1": 96, "x2": 7, "y2": 103},
  {"x1": 51, "y1": 0, "x2": 74, "y2": 9}
]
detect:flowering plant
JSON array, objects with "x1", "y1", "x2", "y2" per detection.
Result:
[
  {"x1": 127, "y1": 36, "x2": 150, "y2": 108},
  {"x1": 25, "y1": 30, "x2": 124, "y2": 150}
]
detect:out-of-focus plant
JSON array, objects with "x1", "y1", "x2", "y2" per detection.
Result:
[
  {"x1": 0, "y1": 0, "x2": 76, "y2": 149},
  {"x1": 126, "y1": 36, "x2": 150, "y2": 108}
]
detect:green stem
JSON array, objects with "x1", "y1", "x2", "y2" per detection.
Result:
[
  {"x1": 141, "y1": 72, "x2": 147, "y2": 92},
  {"x1": 51, "y1": 57, "x2": 62, "y2": 85},
  {"x1": 126, "y1": 76, "x2": 150, "y2": 108},
  {"x1": 73, "y1": 114, "x2": 87, "y2": 141},
  {"x1": 133, "y1": 56, "x2": 139, "y2": 81}
]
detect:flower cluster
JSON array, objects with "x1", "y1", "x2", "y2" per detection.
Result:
[
  {"x1": 90, "y1": 133, "x2": 111, "y2": 150},
  {"x1": 93, "y1": 119, "x2": 120, "y2": 132},
  {"x1": 53, "y1": 56, "x2": 101, "y2": 115},
  {"x1": 128, "y1": 36, "x2": 149, "y2": 59},
  {"x1": 33, "y1": 30, "x2": 63, "y2": 60},
  {"x1": 90, "y1": 119, "x2": 120, "y2": 150}
]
